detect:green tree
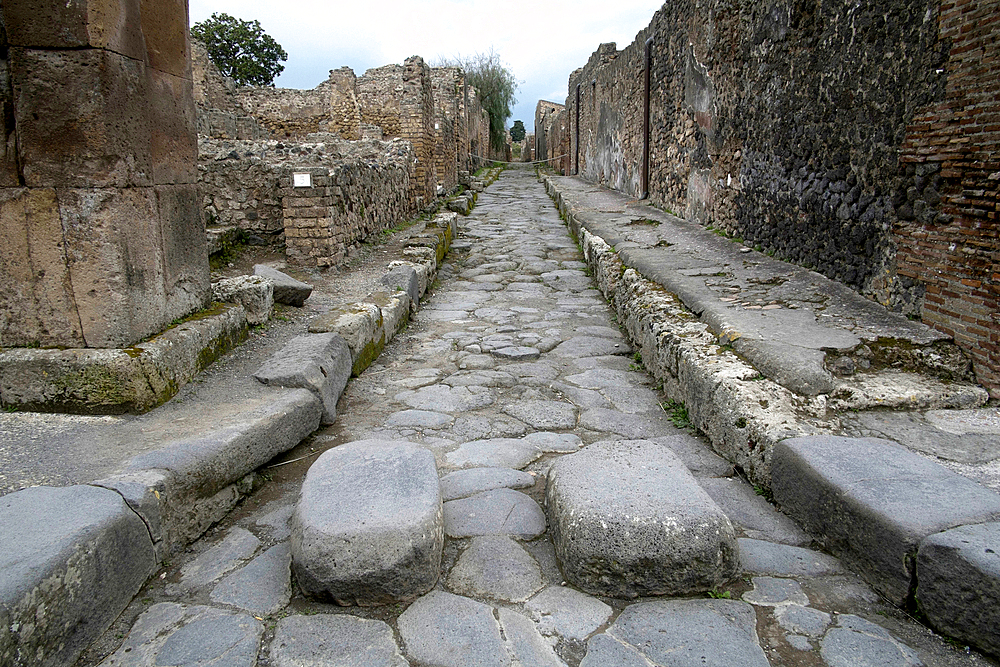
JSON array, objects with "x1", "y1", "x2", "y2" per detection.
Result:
[
  {"x1": 191, "y1": 13, "x2": 288, "y2": 87},
  {"x1": 510, "y1": 120, "x2": 526, "y2": 142},
  {"x1": 439, "y1": 49, "x2": 518, "y2": 153}
]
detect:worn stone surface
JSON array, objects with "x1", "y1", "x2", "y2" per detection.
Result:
[
  {"x1": 497, "y1": 607, "x2": 567, "y2": 667},
  {"x1": 439, "y1": 467, "x2": 535, "y2": 501},
  {"x1": 742, "y1": 576, "x2": 810, "y2": 607},
  {"x1": 738, "y1": 538, "x2": 843, "y2": 577},
  {"x1": 253, "y1": 333, "x2": 352, "y2": 424},
  {"x1": 270, "y1": 614, "x2": 408, "y2": 667},
  {"x1": 397, "y1": 590, "x2": 507, "y2": 667},
  {"x1": 547, "y1": 440, "x2": 739, "y2": 597},
  {"x1": 700, "y1": 476, "x2": 811, "y2": 545},
  {"x1": 772, "y1": 435, "x2": 1000, "y2": 604},
  {"x1": 179, "y1": 527, "x2": 260, "y2": 591},
  {"x1": 819, "y1": 615, "x2": 923, "y2": 667},
  {"x1": 254, "y1": 265, "x2": 313, "y2": 306},
  {"x1": 916, "y1": 522, "x2": 1000, "y2": 657},
  {"x1": 210, "y1": 543, "x2": 292, "y2": 616},
  {"x1": 443, "y1": 488, "x2": 546, "y2": 539},
  {"x1": 291, "y1": 440, "x2": 443, "y2": 605},
  {"x1": 0, "y1": 485, "x2": 156, "y2": 667},
  {"x1": 447, "y1": 535, "x2": 543, "y2": 602},
  {"x1": 525, "y1": 586, "x2": 613, "y2": 642}
]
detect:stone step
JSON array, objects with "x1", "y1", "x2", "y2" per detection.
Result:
[
  {"x1": 546, "y1": 439, "x2": 740, "y2": 597},
  {"x1": 290, "y1": 439, "x2": 443, "y2": 605}
]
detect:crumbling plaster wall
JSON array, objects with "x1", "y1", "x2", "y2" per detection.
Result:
[{"x1": 565, "y1": 0, "x2": 998, "y2": 395}]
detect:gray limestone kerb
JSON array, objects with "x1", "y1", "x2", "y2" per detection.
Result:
[
  {"x1": 253, "y1": 332, "x2": 351, "y2": 425},
  {"x1": 771, "y1": 435, "x2": 1000, "y2": 605}
]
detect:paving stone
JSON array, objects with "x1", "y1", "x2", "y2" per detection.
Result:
[
  {"x1": 699, "y1": 477, "x2": 812, "y2": 545},
  {"x1": 551, "y1": 336, "x2": 629, "y2": 358},
  {"x1": 440, "y1": 467, "x2": 535, "y2": 501},
  {"x1": 270, "y1": 614, "x2": 407, "y2": 667},
  {"x1": 578, "y1": 408, "x2": 669, "y2": 439},
  {"x1": 386, "y1": 409, "x2": 454, "y2": 428},
  {"x1": 498, "y1": 608, "x2": 568, "y2": 667},
  {"x1": 786, "y1": 634, "x2": 814, "y2": 651},
  {"x1": 210, "y1": 543, "x2": 291, "y2": 616},
  {"x1": 253, "y1": 503, "x2": 293, "y2": 540},
  {"x1": 492, "y1": 346, "x2": 541, "y2": 360},
  {"x1": 588, "y1": 599, "x2": 769, "y2": 667},
  {"x1": 395, "y1": 384, "x2": 495, "y2": 412},
  {"x1": 580, "y1": 634, "x2": 655, "y2": 667},
  {"x1": 445, "y1": 438, "x2": 541, "y2": 469},
  {"x1": 291, "y1": 440, "x2": 443, "y2": 605},
  {"x1": 649, "y1": 434, "x2": 735, "y2": 478},
  {"x1": 547, "y1": 440, "x2": 739, "y2": 597},
  {"x1": 254, "y1": 264, "x2": 313, "y2": 306},
  {"x1": 505, "y1": 361, "x2": 560, "y2": 384},
  {"x1": 451, "y1": 414, "x2": 530, "y2": 439},
  {"x1": 772, "y1": 435, "x2": 1000, "y2": 604},
  {"x1": 916, "y1": 522, "x2": 1000, "y2": 657},
  {"x1": 443, "y1": 488, "x2": 546, "y2": 539},
  {"x1": 819, "y1": 615, "x2": 922, "y2": 667},
  {"x1": 774, "y1": 604, "x2": 832, "y2": 637},
  {"x1": 525, "y1": 586, "x2": 613, "y2": 641},
  {"x1": 742, "y1": 576, "x2": 809, "y2": 607},
  {"x1": 447, "y1": 535, "x2": 543, "y2": 602},
  {"x1": 179, "y1": 527, "x2": 260, "y2": 590},
  {"x1": 443, "y1": 370, "x2": 517, "y2": 387},
  {"x1": 397, "y1": 590, "x2": 508, "y2": 667},
  {"x1": 502, "y1": 400, "x2": 577, "y2": 429},
  {"x1": 522, "y1": 431, "x2": 583, "y2": 453},
  {"x1": 253, "y1": 332, "x2": 352, "y2": 424},
  {"x1": 99, "y1": 603, "x2": 263, "y2": 667},
  {"x1": 738, "y1": 538, "x2": 843, "y2": 577}
]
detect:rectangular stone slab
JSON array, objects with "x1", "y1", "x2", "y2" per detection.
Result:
[
  {"x1": 253, "y1": 333, "x2": 351, "y2": 424},
  {"x1": 772, "y1": 435, "x2": 1000, "y2": 605},
  {"x1": 291, "y1": 440, "x2": 443, "y2": 605},
  {"x1": 546, "y1": 439, "x2": 740, "y2": 597}
]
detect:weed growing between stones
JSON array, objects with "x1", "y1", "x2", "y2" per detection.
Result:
[
  {"x1": 660, "y1": 400, "x2": 692, "y2": 430},
  {"x1": 707, "y1": 588, "x2": 732, "y2": 599}
]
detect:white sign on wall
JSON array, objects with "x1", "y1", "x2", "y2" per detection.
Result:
[{"x1": 293, "y1": 172, "x2": 312, "y2": 188}]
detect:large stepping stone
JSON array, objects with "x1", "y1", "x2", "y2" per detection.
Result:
[
  {"x1": 916, "y1": 522, "x2": 1000, "y2": 657},
  {"x1": 581, "y1": 599, "x2": 769, "y2": 667},
  {"x1": 771, "y1": 435, "x2": 1000, "y2": 604},
  {"x1": 546, "y1": 440, "x2": 739, "y2": 597},
  {"x1": 270, "y1": 615, "x2": 407, "y2": 667},
  {"x1": 290, "y1": 440, "x2": 443, "y2": 605}
]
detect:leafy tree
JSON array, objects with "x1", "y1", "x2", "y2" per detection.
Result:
[
  {"x1": 191, "y1": 13, "x2": 288, "y2": 87},
  {"x1": 439, "y1": 49, "x2": 518, "y2": 153},
  {"x1": 510, "y1": 120, "x2": 526, "y2": 142}
]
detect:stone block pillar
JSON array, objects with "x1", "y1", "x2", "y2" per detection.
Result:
[{"x1": 0, "y1": 0, "x2": 209, "y2": 349}]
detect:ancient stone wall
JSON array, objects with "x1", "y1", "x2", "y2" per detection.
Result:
[
  {"x1": 432, "y1": 67, "x2": 463, "y2": 193},
  {"x1": 0, "y1": 0, "x2": 209, "y2": 349},
  {"x1": 565, "y1": 0, "x2": 998, "y2": 395},
  {"x1": 191, "y1": 40, "x2": 265, "y2": 140},
  {"x1": 535, "y1": 101, "x2": 569, "y2": 173},
  {"x1": 236, "y1": 67, "x2": 361, "y2": 140}
]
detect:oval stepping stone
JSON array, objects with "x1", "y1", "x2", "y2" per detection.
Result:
[
  {"x1": 440, "y1": 467, "x2": 535, "y2": 501},
  {"x1": 447, "y1": 535, "x2": 543, "y2": 602},
  {"x1": 444, "y1": 489, "x2": 546, "y2": 539},
  {"x1": 547, "y1": 440, "x2": 739, "y2": 597},
  {"x1": 397, "y1": 591, "x2": 508, "y2": 667},
  {"x1": 270, "y1": 615, "x2": 407, "y2": 667},
  {"x1": 290, "y1": 440, "x2": 443, "y2": 605}
]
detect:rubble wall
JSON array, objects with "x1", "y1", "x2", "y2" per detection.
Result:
[{"x1": 565, "y1": 0, "x2": 998, "y2": 395}]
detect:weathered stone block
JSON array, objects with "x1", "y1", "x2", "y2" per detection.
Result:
[
  {"x1": 916, "y1": 522, "x2": 1000, "y2": 657},
  {"x1": 308, "y1": 303, "x2": 385, "y2": 376},
  {"x1": 156, "y1": 183, "x2": 211, "y2": 319},
  {"x1": 254, "y1": 264, "x2": 313, "y2": 306},
  {"x1": 213, "y1": 275, "x2": 273, "y2": 325},
  {"x1": 367, "y1": 289, "x2": 410, "y2": 344},
  {"x1": 0, "y1": 485, "x2": 156, "y2": 667},
  {"x1": 0, "y1": 187, "x2": 85, "y2": 347},
  {"x1": 2, "y1": 0, "x2": 146, "y2": 58},
  {"x1": 139, "y1": 0, "x2": 191, "y2": 78},
  {"x1": 772, "y1": 436, "x2": 1000, "y2": 604},
  {"x1": 380, "y1": 265, "x2": 420, "y2": 310},
  {"x1": 148, "y1": 69, "x2": 198, "y2": 185},
  {"x1": 291, "y1": 440, "x2": 443, "y2": 605},
  {"x1": 254, "y1": 333, "x2": 352, "y2": 424},
  {"x1": 546, "y1": 440, "x2": 740, "y2": 597},
  {"x1": 11, "y1": 47, "x2": 153, "y2": 188}
]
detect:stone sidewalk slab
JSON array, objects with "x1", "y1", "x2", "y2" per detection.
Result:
[
  {"x1": 772, "y1": 435, "x2": 1000, "y2": 604},
  {"x1": 547, "y1": 440, "x2": 739, "y2": 597},
  {"x1": 291, "y1": 440, "x2": 443, "y2": 605}
]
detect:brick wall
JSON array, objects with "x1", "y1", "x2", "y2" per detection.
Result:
[{"x1": 896, "y1": 0, "x2": 1000, "y2": 395}]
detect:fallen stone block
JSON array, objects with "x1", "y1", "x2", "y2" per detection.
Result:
[
  {"x1": 546, "y1": 440, "x2": 740, "y2": 597},
  {"x1": 916, "y1": 522, "x2": 1000, "y2": 657},
  {"x1": 0, "y1": 485, "x2": 156, "y2": 667},
  {"x1": 388, "y1": 260, "x2": 431, "y2": 300},
  {"x1": 771, "y1": 435, "x2": 1000, "y2": 605},
  {"x1": 309, "y1": 303, "x2": 385, "y2": 376},
  {"x1": 213, "y1": 275, "x2": 273, "y2": 325},
  {"x1": 253, "y1": 333, "x2": 351, "y2": 424},
  {"x1": 380, "y1": 265, "x2": 420, "y2": 310},
  {"x1": 291, "y1": 440, "x2": 443, "y2": 605},
  {"x1": 254, "y1": 264, "x2": 313, "y2": 306}
]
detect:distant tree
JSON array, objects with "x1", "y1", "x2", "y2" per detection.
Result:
[
  {"x1": 191, "y1": 13, "x2": 288, "y2": 87},
  {"x1": 510, "y1": 120, "x2": 526, "y2": 142},
  {"x1": 438, "y1": 49, "x2": 518, "y2": 153}
]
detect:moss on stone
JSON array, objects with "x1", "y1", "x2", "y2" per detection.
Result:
[{"x1": 351, "y1": 334, "x2": 386, "y2": 377}]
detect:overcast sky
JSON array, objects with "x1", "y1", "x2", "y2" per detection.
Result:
[{"x1": 188, "y1": 0, "x2": 663, "y2": 131}]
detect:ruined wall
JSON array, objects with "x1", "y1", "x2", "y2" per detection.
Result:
[
  {"x1": 0, "y1": 0, "x2": 209, "y2": 349},
  {"x1": 191, "y1": 40, "x2": 264, "y2": 140},
  {"x1": 432, "y1": 67, "x2": 463, "y2": 193},
  {"x1": 237, "y1": 67, "x2": 361, "y2": 140},
  {"x1": 535, "y1": 100, "x2": 569, "y2": 173},
  {"x1": 566, "y1": 0, "x2": 998, "y2": 394}
]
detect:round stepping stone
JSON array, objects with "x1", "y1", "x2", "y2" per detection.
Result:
[
  {"x1": 270, "y1": 615, "x2": 407, "y2": 667},
  {"x1": 444, "y1": 489, "x2": 546, "y2": 539},
  {"x1": 526, "y1": 586, "x2": 613, "y2": 641},
  {"x1": 447, "y1": 535, "x2": 543, "y2": 602},
  {"x1": 502, "y1": 400, "x2": 577, "y2": 429},
  {"x1": 440, "y1": 467, "x2": 535, "y2": 501},
  {"x1": 291, "y1": 441, "x2": 443, "y2": 605},
  {"x1": 397, "y1": 591, "x2": 507, "y2": 667},
  {"x1": 547, "y1": 440, "x2": 739, "y2": 597},
  {"x1": 492, "y1": 346, "x2": 541, "y2": 361}
]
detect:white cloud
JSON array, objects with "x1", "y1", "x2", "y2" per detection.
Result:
[{"x1": 188, "y1": 0, "x2": 662, "y2": 128}]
